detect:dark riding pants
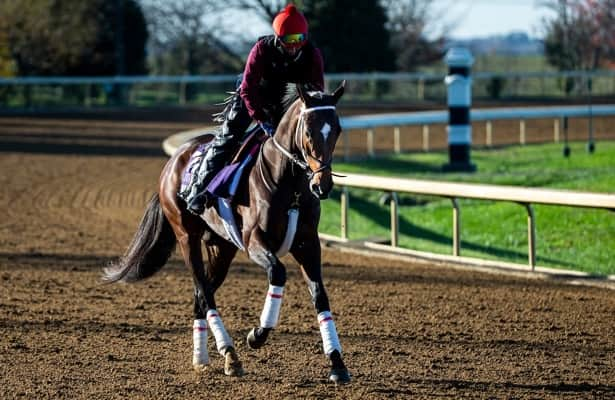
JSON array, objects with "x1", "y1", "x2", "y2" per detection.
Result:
[{"x1": 193, "y1": 94, "x2": 253, "y2": 194}]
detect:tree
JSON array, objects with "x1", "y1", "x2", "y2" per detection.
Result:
[
  {"x1": 0, "y1": 0, "x2": 147, "y2": 76},
  {"x1": 143, "y1": 0, "x2": 243, "y2": 75},
  {"x1": 0, "y1": 28, "x2": 15, "y2": 77},
  {"x1": 222, "y1": 0, "x2": 396, "y2": 72},
  {"x1": 542, "y1": 0, "x2": 615, "y2": 71},
  {"x1": 222, "y1": 0, "x2": 290, "y2": 21},
  {"x1": 383, "y1": 0, "x2": 449, "y2": 71},
  {"x1": 303, "y1": 0, "x2": 395, "y2": 72},
  {"x1": 223, "y1": 0, "x2": 447, "y2": 72}
]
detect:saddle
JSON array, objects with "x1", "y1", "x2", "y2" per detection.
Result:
[{"x1": 180, "y1": 126, "x2": 268, "y2": 203}]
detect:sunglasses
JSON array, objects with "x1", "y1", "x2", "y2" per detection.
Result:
[{"x1": 280, "y1": 33, "x2": 306, "y2": 45}]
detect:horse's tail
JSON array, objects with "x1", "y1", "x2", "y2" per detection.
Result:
[{"x1": 103, "y1": 193, "x2": 176, "y2": 283}]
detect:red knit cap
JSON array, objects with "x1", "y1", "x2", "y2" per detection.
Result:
[{"x1": 272, "y1": 4, "x2": 308, "y2": 37}]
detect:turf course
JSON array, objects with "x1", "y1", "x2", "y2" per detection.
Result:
[{"x1": 320, "y1": 141, "x2": 615, "y2": 276}]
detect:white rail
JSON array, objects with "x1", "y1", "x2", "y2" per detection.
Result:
[
  {"x1": 340, "y1": 105, "x2": 615, "y2": 129},
  {"x1": 339, "y1": 104, "x2": 615, "y2": 159},
  {"x1": 332, "y1": 173, "x2": 615, "y2": 271}
]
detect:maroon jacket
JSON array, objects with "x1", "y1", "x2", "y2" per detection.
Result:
[{"x1": 239, "y1": 35, "x2": 324, "y2": 124}]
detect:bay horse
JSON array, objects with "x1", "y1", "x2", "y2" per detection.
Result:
[{"x1": 103, "y1": 82, "x2": 350, "y2": 384}]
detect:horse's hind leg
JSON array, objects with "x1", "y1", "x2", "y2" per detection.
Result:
[
  {"x1": 179, "y1": 232, "x2": 241, "y2": 375},
  {"x1": 177, "y1": 233, "x2": 215, "y2": 372},
  {"x1": 203, "y1": 234, "x2": 244, "y2": 377},
  {"x1": 291, "y1": 238, "x2": 351, "y2": 384}
]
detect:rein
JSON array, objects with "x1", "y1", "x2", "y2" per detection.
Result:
[{"x1": 271, "y1": 105, "x2": 341, "y2": 179}]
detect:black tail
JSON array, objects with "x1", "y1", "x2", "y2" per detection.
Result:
[{"x1": 103, "y1": 193, "x2": 176, "y2": 283}]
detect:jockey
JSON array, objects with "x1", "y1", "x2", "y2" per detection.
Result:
[{"x1": 184, "y1": 4, "x2": 325, "y2": 215}]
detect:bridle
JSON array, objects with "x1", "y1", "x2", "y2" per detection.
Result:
[{"x1": 271, "y1": 105, "x2": 337, "y2": 180}]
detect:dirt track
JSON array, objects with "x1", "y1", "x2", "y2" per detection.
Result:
[{"x1": 1, "y1": 117, "x2": 614, "y2": 399}]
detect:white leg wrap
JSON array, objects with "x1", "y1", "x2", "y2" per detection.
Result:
[
  {"x1": 260, "y1": 285, "x2": 284, "y2": 328},
  {"x1": 318, "y1": 311, "x2": 342, "y2": 356},
  {"x1": 207, "y1": 309, "x2": 234, "y2": 355},
  {"x1": 192, "y1": 319, "x2": 209, "y2": 365}
]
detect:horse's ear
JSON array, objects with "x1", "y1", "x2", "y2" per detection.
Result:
[{"x1": 332, "y1": 80, "x2": 345, "y2": 104}]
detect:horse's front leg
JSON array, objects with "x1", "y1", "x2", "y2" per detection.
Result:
[
  {"x1": 291, "y1": 237, "x2": 351, "y2": 384},
  {"x1": 245, "y1": 232, "x2": 287, "y2": 349}
]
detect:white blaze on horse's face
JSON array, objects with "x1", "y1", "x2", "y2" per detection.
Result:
[
  {"x1": 321, "y1": 123, "x2": 331, "y2": 141},
  {"x1": 298, "y1": 105, "x2": 340, "y2": 200}
]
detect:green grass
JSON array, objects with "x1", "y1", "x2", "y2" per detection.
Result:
[{"x1": 320, "y1": 141, "x2": 615, "y2": 276}]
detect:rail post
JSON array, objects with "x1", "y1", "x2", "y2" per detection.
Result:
[
  {"x1": 443, "y1": 47, "x2": 476, "y2": 172},
  {"x1": 390, "y1": 192, "x2": 399, "y2": 247},
  {"x1": 422, "y1": 125, "x2": 430, "y2": 152},
  {"x1": 367, "y1": 129, "x2": 375, "y2": 158},
  {"x1": 340, "y1": 187, "x2": 349, "y2": 240},
  {"x1": 394, "y1": 127, "x2": 401, "y2": 154},
  {"x1": 523, "y1": 203, "x2": 536, "y2": 271},
  {"x1": 485, "y1": 120, "x2": 493, "y2": 148},
  {"x1": 451, "y1": 198, "x2": 460, "y2": 256}
]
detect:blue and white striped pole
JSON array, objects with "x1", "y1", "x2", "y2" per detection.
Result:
[{"x1": 443, "y1": 47, "x2": 476, "y2": 172}]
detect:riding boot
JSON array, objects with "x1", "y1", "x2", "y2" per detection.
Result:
[
  {"x1": 185, "y1": 92, "x2": 252, "y2": 215},
  {"x1": 186, "y1": 155, "x2": 222, "y2": 215}
]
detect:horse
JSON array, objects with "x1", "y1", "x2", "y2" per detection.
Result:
[{"x1": 103, "y1": 82, "x2": 350, "y2": 384}]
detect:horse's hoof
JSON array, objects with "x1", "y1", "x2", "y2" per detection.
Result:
[
  {"x1": 193, "y1": 363, "x2": 208, "y2": 373},
  {"x1": 246, "y1": 327, "x2": 269, "y2": 350},
  {"x1": 246, "y1": 328, "x2": 261, "y2": 349},
  {"x1": 224, "y1": 348, "x2": 245, "y2": 377},
  {"x1": 329, "y1": 368, "x2": 351, "y2": 385}
]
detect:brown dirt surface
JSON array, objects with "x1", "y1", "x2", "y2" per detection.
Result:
[{"x1": 1, "y1": 117, "x2": 614, "y2": 399}]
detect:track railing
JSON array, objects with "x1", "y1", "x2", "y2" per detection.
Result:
[
  {"x1": 340, "y1": 105, "x2": 615, "y2": 159},
  {"x1": 331, "y1": 173, "x2": 615, "y2": 271}
]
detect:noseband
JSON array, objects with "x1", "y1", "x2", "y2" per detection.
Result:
[{"x1": 272, "y1": 105, "x2": 336, "y2": 179}]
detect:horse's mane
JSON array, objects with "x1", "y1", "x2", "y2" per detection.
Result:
[
  {"x1": 213, "y1": 83, "x2": 321, "y2": 124},
  {"x1": 280, "y1": 84, "x2": 300, "y2": 115}
]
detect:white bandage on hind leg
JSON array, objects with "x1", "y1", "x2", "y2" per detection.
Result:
[
  {"x1": 207, "y1": 309, "x2": 234, "y2": 355},
  {"x1": 192, "y1": 319, "x2": 209, "y2": 365},
  {"x1": 318, "y1": 311, "x2": 342, "y2": 356},
  {"x1": 260, "y1": 285, "x2": 284, "y2": 328}
]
